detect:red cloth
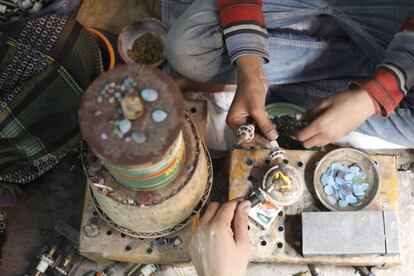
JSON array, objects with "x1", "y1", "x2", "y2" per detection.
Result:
[{"x1": 217, "y1": 0, "x2": 265, "y2": 27}]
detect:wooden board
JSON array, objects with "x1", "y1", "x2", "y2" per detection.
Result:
[{"x1": 229, "y1": 149, "x2": 400, "y2": 267}]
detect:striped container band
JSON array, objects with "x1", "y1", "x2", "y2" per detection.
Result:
[{"x1": 102, "y1": 131, "x2": 185, "y2": 190}]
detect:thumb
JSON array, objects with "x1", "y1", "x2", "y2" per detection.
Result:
[
  {"x1": 251, "y1": 108, "x2": 277, "y2": 140},
  {"x1": 233, "y1": 200, "x2": 251, "y2": 246}
]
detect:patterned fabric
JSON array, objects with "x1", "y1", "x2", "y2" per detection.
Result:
[
  {"x1": 216, "y1": 0, "x2": 269, "y2": 64},
  {"x1": 0, "y1": 14, "x2": 103, "y2": 184}
]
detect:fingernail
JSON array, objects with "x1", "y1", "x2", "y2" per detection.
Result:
[
  {"x1": 243, "y1": 205, "x2": 251, "y2": 214},
  {"x1": 295, "y1": 113, "x2": 302, "y2": 121},
  {"x1": 268, "y1": 130, "x2": 278, "y2": 140}
]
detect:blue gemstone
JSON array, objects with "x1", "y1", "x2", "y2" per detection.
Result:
[
  {"x1": 132, "y1": 132, "x2": 146, "y2": 144},
  {"x1": 338, "y1": 188, "x2": 347, "y2": 200},
  {"x1": 321, "y1": 174, "x2": 329, "y2": 186},
  {"x1": 141, "y1": 88, "x2": 158, "y2": 102},
  {"x1": 327, "y1": 195, "x2": 337, "y2": 205},
  {"x1": 324, "y1": 185, "x2": 334, "y2": 195},
  {"x1": 338, "y1": 200, "x2": 348, "y2": 208},
  {"x1": 344, "y1": 173, "x2": 354, "y2": 181},
  {"x1": 152, "y1": 109, "x2": 168, "y2": 123},
  {"x1": 326, "y1": 167, "x2": 334, "y2": 176},
  {"x1": 345, "y1": 194, "x2": 357, "y2": 204},
  {"x1": 119, "y1": 119, "x2": 132, "y2": 134},
  {"x1": 335, "y1": 176, "x2": 345, "y2": 185},
  {"x1": 356, "y1": 171, "x2": 367, "y2": 179},
  {"x1": 354, "y1": 190, "x2": 366, "y2": 197},
  {"x1": 331, "y1": 162, "x2": 342, "y2": 170},
  {"x1": 350, "y1": 166, "x2": 360, "y2": 174},
  {"x1": 327, "y1": 175, "x2": 334, "y2": 186},
  {"x1": 359, "y1": 183, "x2": 369, "y2": 192}
]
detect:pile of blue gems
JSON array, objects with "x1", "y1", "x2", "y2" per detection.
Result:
[
  {"x1": 320, "y1": 162, "x2": 369, "y2": 208},
  {"x1": 95, "y1": 76, "x2": 167, "y2": 144}
]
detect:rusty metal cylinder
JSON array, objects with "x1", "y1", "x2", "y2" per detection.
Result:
[{"x1": 79, "y1": 64, "x2": 212, "y2": 237}]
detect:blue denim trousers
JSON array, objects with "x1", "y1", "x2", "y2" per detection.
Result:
[{"x1": 163, "y1": 0, "x2": 414, "y2": 148}]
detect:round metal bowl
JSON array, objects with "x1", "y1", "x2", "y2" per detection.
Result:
[
  {"x1": 313, "y1": 148, "x2": 380, "y2": 211},
  {"x1": 117, "y1": 18, "x2": 167, "y2": 67},
  {"x1": 262, "y1": 164, "x2": 305, "y2": 207}
]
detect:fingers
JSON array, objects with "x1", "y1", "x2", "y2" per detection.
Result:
[
  {"x1": 251, "y1": 109, "x2": 278, "y2": 140},
  {"x1": 242, "y1": 134, "x2": 272, "y2": 148},
  {"x1": 296, "y1": 100, "x2": 330, "y2": 122},
  {"x1": 200, "y1": 202, "x2": 220, "y2": 225},
  {"x1": 302, "y1": 134, "x2": 329, "y2": 149},
  {"x1": 295, "y1": 121, "x2": 319, "y2": 142},
  {"x1": 226, "y1": 109, "x2": 249, "y2": 134},
  {"x1": 213, "y1": 200, "x2": 240, "y2": 227},
  {"x1": 233, "y1": 200, "x2": 251, "y2": 245}
]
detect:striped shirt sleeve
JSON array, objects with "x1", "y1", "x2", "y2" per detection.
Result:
[
  {"x1": 217, "y1": 0, "x2": 270, "y2": 65},
  {"x1": 350, "y1": 16, "x2": 414, "y2": 116}
]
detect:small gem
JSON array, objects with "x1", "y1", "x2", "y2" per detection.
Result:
[
  {"x1": 125, "y1": 136, "x2": 132, "y2": 142},
  {"x1": 344, "y1": 173, "x2": 354, "y2": 181},
  {"x1": 335, "y1": 176, "x2": 345, "y2": 185},
  {"x1": 331, "y1": 162, "x2": 342, "y2": 170},
  {"x1": 114, "y1": 92, "x2": 122, "y2": 99},
  {"x1": 327, "y1": 175, "x2": 334, "y2": 186},
  {"x1": 108, "y1": 97, "x2": 115, "y2": 103},
  {"x1": 326, "y1": 195, "x2": 337, "y2": 205},
  {"x1": 99, "y1": 90, "x2": 106, "y2": 96},
  {"x1": 356, "y1": 171, "x2": 367, "y2": 179},
  {"x1": 119, "y1": 119, "x2": 132, "y2": 134},
  {"x1": 321, "y1": 174, "x2": 328, "y2": 186},
  {"x1": 345, "y1": 194, "x2": 357, "y2": 204},
  {"x1": 338, "y1": 200, "x2": 348, "y2": 208},
  {"x1": 96, "y1": 96, "x2": 103, "y2": 103},
  {"x1": 152, "y1": 109, "x2": 168, "y2": 123},
  {"x1": 141, "y1": 88, "x2": 158, "y2": 102},
  {"x1": 338, "y1": 188, "x2": 346, "y2": 200},
  {"x1": 350, "y1": 166, "x2": 360, "y2": 174},
  {"x1": 359, "y1": 183, "x2": 369, "y2": 192},
  {"x1": 94, "y1": 110, "x2": 102, "y2": 116},
  {"x1": 132, "y1": 132, "x2": 146, "y2": 144},
  {"x1": 100, "y1": 132, "x2": 108, "y2": 140},
  {"x1": 324, "y1": 185, "x2": 334, "y2": 195}
]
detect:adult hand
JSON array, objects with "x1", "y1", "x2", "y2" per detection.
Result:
[
  {"x1": 189, "y1": 200, "x2": 251, "y2": 276},
  {"x1": 226, "y1": 55, "x2": 277, "y2": 147},
  {"x1": 294, "y1": 89, "x2": 376, "y2": 148}
]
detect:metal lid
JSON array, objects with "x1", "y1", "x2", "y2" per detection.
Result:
[{"x1": 79, "y1": 64, "x2": 184, "y2": 166}]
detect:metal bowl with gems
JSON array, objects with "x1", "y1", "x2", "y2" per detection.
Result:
[{"x1": 313, "y1": 148, "x2": 380, "y2": 211}]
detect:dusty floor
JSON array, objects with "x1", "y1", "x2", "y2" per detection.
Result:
[{"x1": 1, "y1": 149, "x2": 413, "y2": 276}]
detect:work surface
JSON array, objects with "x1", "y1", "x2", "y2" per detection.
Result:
[
  {"x1": 228, "y1": 149, "x2": 402, "y2": 266},
  {"x1": 3, "y1": 160, "x2": 414, "y2": 275}
]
